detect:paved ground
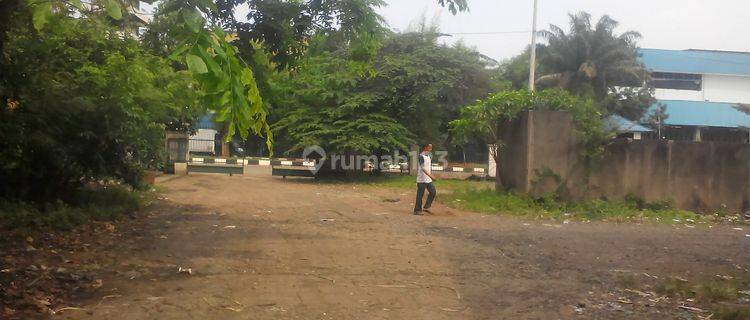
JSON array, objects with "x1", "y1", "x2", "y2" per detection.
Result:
[{"x1": 57, "y1": 169, "x2": 750, "y2": 319}]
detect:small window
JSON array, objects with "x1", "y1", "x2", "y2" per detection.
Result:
[{"x1": 651, "y1": 72, "x2": 702, "y2": 91}]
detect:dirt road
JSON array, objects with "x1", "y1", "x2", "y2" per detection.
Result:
[{"x1": 58, "y1": 169, "x2": 750, "y2": 319}]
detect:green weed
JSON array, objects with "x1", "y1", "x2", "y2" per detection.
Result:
[
  {"x1": 713, "y1": 305, "x2": 750, "y2": 320},
  {"x1": 696, "y1": 282, "x2": 738, "y2": 303},
  {"x1": 655, "y1": 277, "x2": 694, "y2": 298},
  {"x1": 0, "y1": 184, "x2": 154, "y2": 232},
  {"x1": 311, "y1": 175, "x2": 704, "y2": 223}
]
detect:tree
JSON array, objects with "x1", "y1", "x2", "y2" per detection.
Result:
[
  {"x1": 369, "y1": 28, "x2": 495, "y2": 151},
  {"x1": 0, "y1": 16, "x2": 200, "y2": 202},
  {"x1": 645, "y1": 103, "x2": 669, "y2": 139},
  {"x1": 5, "y1": 0, "x2": 470, "y2": 150},
  {"x1": 536, "y1": 12, "x2": 653, "y2": 120},
  {"x1": 450, "y1": 89, "x2": 604, "y2": 190},
  {"x1": 538, "y1": 12, "x2": 645, "y2": 96},
  {"x1": 604, "y1": 87, "x2": 658, "y2": 121},
  {"x1": 270, "y1": 26, "x2": 496, "y2": 161},
  {"x1": 1, "y1": 0, "x2": 274, "y2": 150},
  {"x1": 497, "y1": 46, "x2": 547, "y2": 90},
  {"x1": 145, "y1": 0, "x2": 471, "y2": 147},
  {"x1": 270, "y1": 46, "x2": 416, "y2": 155}
]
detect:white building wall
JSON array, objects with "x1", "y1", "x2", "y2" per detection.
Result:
[
  {"x1": 703, "y1": 74, "x2": 750, "y2": 104},
  {"x1": 189, "y1": 129, "x2": 217, "y2": 154},
  {"x1": 654, "y1": 88, "x2": 704, "y2": 101}
]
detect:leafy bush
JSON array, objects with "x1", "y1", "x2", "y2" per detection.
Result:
[
  {"x1": 655, "y1": 277, "x2": 694, "y2": 297},
  {"x1": 0, "y1": 16, "x2": 201, "y2": 203},
  {"x1": 713, "y1": 305, "x2": 750, "y2": 320},
  {"x1": 0, "y1": 185, "x2": 153, "y2": 232}
]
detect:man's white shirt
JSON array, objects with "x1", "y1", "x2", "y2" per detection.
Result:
[{"x1": 416, "y1": 152, "x2": 432, "y2": 183}]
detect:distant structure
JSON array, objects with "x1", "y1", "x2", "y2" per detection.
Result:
[
  {"x1": 190, "y1": 113, "x2": 219, "y2": 155},
  {"x1": 638, "y1": 48, "x2": 750, "y2": 143}
]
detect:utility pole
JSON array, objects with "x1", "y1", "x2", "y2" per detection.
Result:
[{"x1": 528, "y1": 0, "x2": 539, "y2": 91}]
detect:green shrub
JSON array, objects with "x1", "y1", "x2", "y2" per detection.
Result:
[
  {"x1": 655, "y1": 277, "x2": 694, "y2": 298},
  {"x1": 0, "y1": 16, "x2": 202, "y2": 203},
  {"x1": 696, "y1": 282, "x2": 738, "y2": 303},
  {"x1": 714, "y1": 305, "x2": 750, "y2": 320},
  {"x1": 0, "y1": 185, "x2": 153, "y2": 232}
]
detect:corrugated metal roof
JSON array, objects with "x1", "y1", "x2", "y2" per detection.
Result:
[
  {"x1": 606, "y1": 115, "x2": 652, "y2": 132},
  {"x1": 647, "y1": 100, "x2": 750, "y2": 128},
  {"x1": 638, "y1": 48, "x2": 750, "y2": 77}
]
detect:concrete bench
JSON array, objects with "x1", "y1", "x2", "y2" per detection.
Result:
[
  {"x1": 271, "y1": 166, "x2": 316, "y2": 179},
  {"x1": 187, "y1": 162, "x2": 244, "y2": 175}
]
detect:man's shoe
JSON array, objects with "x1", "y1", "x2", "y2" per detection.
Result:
[
  {"x1": 423, "y1": 208, "x2": 432, "y2": 214},
  {"x1": 413, "y1": 210, "x2": 423, "y2": 215}
]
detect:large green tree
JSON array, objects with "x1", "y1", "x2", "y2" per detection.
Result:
[
  {"x1": 4, "y1": 0, "x2": 470, "y2": 149},
  {"x1": 0, "y1": 16, "x2": 201, "y2": 202},
  {"x1": 270, "y1": 27, "x2": 496, "y2": 159},
  {"x1": 271, "y1": 49, "x2": 414, "y2": 155},
  {"x1": 536, "y1": 12, "x2": 655, "y2": 120}
]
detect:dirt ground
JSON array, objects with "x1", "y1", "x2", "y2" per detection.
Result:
[{"x1": 15, "y1": 168, "x2": 750, "y2": 319}]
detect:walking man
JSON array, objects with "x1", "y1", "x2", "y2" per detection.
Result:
[{"x1": 414, "y1": 143, "x2": 437, "y2": 215}]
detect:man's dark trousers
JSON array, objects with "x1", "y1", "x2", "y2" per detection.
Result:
[{"x1": 414, "y1": 182, "x2": 436, "y2": 212}]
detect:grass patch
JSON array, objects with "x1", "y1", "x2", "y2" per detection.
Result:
[
  {"x1": 656, "y1": 277, "x2": 695, "y2": 298},
  {"x1": 312, "y1": 174, "x2": 493, "y2": 190},
  {"x1": 651, "y1": 277, "x2": 750, "y2": 319},
  {"x1": 713, "y1": 305, "x2": 750, "y2": 320},
  {"x1": 656, "y1": 277, "x2": 746, "y2": 303},
  {"x1": 696, "y1": 282, "x2": 738, "y2": 303},
  {"x1": 0, "y1": 184, "x2": 156, "y2": 232},
  {"x1": 310, "y1": 174, "x2": 702, "y2": 222},
  {"x1": 615, "y1": 274, "x2": 639, "y2": 288},
  {"x1": 445, "y1": 188, "x2": 699, "y2": 222}
]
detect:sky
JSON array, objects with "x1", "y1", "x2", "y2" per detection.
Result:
[{"x1": 376, "y1": 0, "x2": 750, "y2": 62}]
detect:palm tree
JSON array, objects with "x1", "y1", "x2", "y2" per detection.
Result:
[{"x1": 537, "y1": 12, "x2": 647, "y2": 99}]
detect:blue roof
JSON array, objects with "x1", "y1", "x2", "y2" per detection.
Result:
[
  {"x1": 196, "y1": 113, "x2": 216, "y2": 130},
  {"x1": 638, "y1": 48, "x2": 750, "y2": 77},
  {"x1": 647, "y1": 100, "x2": 750, "y2": 128},
  {"x1": 606, "y1": 115, "x2": 652, "y2": 132}
]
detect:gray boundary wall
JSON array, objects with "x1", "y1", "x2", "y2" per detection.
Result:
[{"x1": 498, "y1": 110, "x2": 750, "y2": 212}]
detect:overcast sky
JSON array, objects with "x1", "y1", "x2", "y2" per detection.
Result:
[{"x1": 377, "y1": 0, "x2": 750, "y2": 62}]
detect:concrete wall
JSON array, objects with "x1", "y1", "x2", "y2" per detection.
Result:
[
  {"x1": 498, "y1": 111, "x2": 533, "y2": 190},
  {"x1": 500, "y1": 110, "x2": 750, "y2": 212}
]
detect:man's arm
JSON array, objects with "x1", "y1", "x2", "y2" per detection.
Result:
[{"x1": 426, "y1": 171, "x2": 437, "y2": 181}]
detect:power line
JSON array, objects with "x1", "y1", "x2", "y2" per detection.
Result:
[{"x1": 445, "y1": 30, "x2": 531, "y2": 35}]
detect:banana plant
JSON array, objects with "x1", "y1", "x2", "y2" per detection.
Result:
[{"x1": 24, "y1": 0, "x2": 272, "y2": 151}]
